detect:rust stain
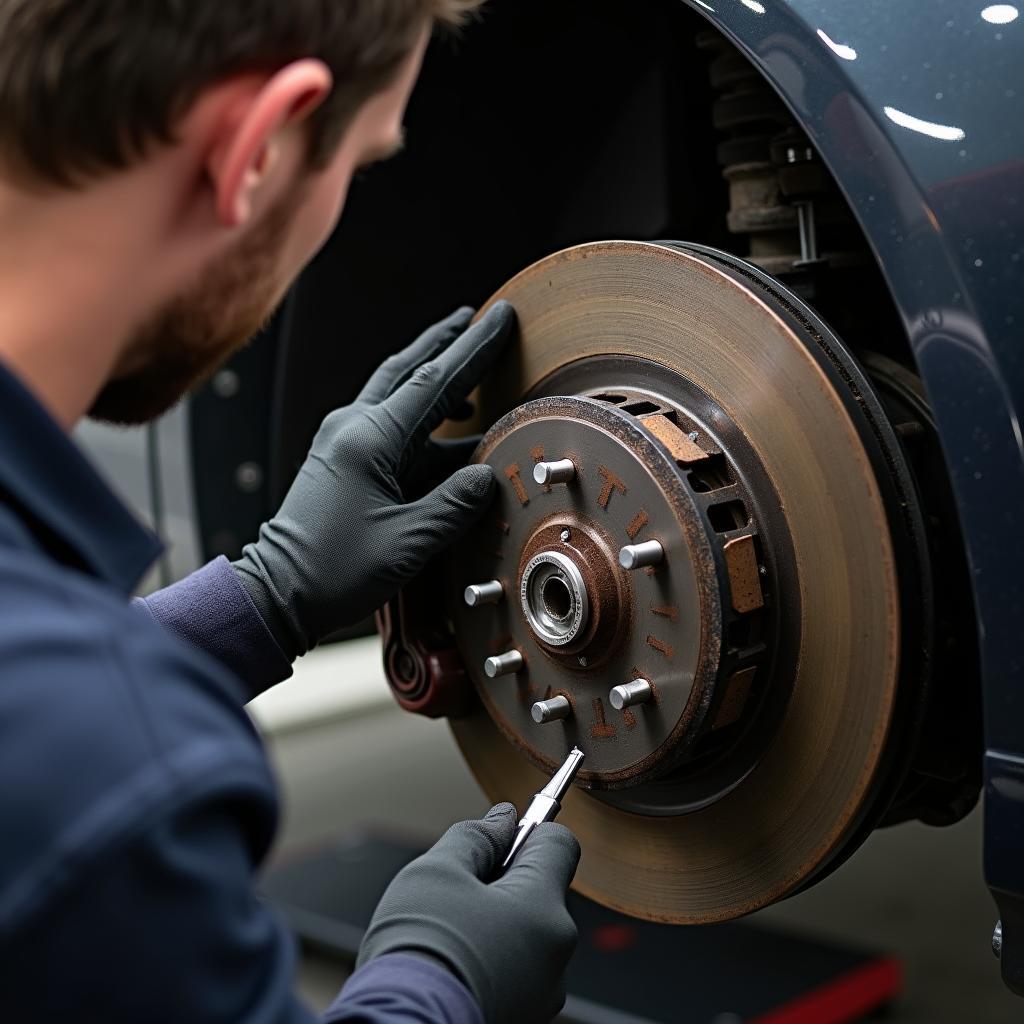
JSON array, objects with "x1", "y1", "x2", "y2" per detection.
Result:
[
  {"x1": 651, "y1": 604, "x2": 679, "y2": 621},
  {"x1": 712, "y1": 666, "x2": 758, "y2": 730},
  {"x1": 723, "y1": 535, "x2": 764, "y2": 613},
  {"x1": 597, "y1": 466, "x2": 627, "y2": 509},
  {"x1": 530, "y1": 444, "x2": 551, "y2": 493},
  {"x1": 590, "y1": 697, "x2": 616, "y2": 738},
  {"x1": 625, "y1": 509, "x2": 649, "y2": 539},
  {"x1": 640, "y1": 414, "x2": 709, "y2": 463},
  {"x1": 622, "y1": 709, "x2": 637, "y2": 730},
  {"x1": 646, "y1": 635, "x2": 675, "y2": 659},
  {"x1": 504, "y1": 463, "x2": 529, "y2": 506}
]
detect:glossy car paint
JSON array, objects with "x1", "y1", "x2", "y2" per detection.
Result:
[{"x1": 682, "y1": 0, "x2": 1024, "y2": 992}]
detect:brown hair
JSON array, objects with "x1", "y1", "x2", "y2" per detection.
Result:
[{"x1": 0, "y1": 0, "x2": 480, "y2": 188}]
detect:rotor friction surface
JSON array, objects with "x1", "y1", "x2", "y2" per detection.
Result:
[{"x1": 449, "y1": 241, "x2": 900, "y2": 923}]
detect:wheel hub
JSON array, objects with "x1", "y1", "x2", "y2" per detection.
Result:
[{"x1": 451, "y1": 390, "x2": 790, "y2": 793}]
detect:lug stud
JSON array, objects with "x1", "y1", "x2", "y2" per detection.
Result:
[
  {"x1": 619, "y1": 540, "x2": 664, "y2": 570},
  {"x1": 531, "y1": 695, "x2": 572, "y2": 724},
  {"x1": 464, "y1": 580, "x2": 503, "y2": 607},
  {"x1": 609, "y1": 678, "x2": 653, "y2": 710},
  {"x1": 484, "y1": 650, "x2": 524, "y2": 678},
  {"x1": 534, "y1": 459, "x2": 576, "y2": 485}
]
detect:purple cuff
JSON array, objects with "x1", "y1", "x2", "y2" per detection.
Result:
[
  {"x1": 324, "y1": 954, "x2": 482, "y2": 1024},
  {"x1": 136, "y1": 556, "x2": 293, "y2": 700}
]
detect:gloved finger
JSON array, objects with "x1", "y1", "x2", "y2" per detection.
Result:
[
  {"x1": 382, "y1": 301, "x2": 516, "y2": 458},
  {"x1": 498, "y1": 821, "x2": 581, "y2": 899},
  {"x1": 401, "y1": 436, "x2": 483, "y2": 499},
  {"x1": 357, "y1": 306, "x2": 475, "y2": 406},
  {"x1": 392, "y1": 464, "x2": 496, "y2": 576},
  {"x1": 425, "y1": 803, "x2": 518, "y2": 880}
]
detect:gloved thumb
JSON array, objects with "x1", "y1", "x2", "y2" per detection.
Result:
[
  {"x1": 403, "y1": 463, "x2": 495, "y2": 546},
  {"x1": 426, "y1": 803, "x2": 518, "y2": 879},
  {"x1": 499, "y1": 822, "x2": 581, "y2": 899}
]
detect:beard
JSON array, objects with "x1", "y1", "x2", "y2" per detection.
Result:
[{"x1": 89, "y1": 189, "x2": 301, "y2": 425}]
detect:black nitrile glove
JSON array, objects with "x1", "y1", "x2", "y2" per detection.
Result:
[
  {"x1": 356, "y1": 804, "x2": 581, "y2": 1024},
  {"x1": 233, "y1": 302, "x2": 516, "y2": 660}
]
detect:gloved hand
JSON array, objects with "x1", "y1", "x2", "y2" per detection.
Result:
[
  {"x1": 233, "y1": 302, "x2": 516, "y2": 660},
  {"x1": 357, "y1": 804, "x2": 581, "y2": 1024}
]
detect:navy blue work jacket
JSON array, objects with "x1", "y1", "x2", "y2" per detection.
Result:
[{"x1": 0, "y1": 359, "x2": 480, "y2": 1024}]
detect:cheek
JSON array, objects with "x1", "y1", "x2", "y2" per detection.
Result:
[{"x1": 286, "y1": 162, "x2": 355, "y2": 268}]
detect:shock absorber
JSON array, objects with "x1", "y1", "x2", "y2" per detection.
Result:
[{"x1": 696, "y1": 30, "x2": 863, "y2": 276}]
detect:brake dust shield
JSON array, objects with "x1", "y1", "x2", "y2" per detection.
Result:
[{"x1": 445, "y1": 241, "x2": 902, "y2": 923}]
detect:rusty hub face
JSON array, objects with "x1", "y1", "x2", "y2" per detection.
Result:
[{"x1": 450, "y1": 389, "x2": 794, "y2": 801}]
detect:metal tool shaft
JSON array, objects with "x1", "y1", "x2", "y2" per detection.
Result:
[{"x1": 501, "y1": 747, "x2": 585, "y2": 869}]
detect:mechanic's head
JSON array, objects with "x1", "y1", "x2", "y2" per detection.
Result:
[{"x1": 0, "y1": 0, "x2": 479, "y2": 423}]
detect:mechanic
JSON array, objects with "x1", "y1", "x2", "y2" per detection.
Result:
[{"x1": 0, "y1": 2, "x2": 580, "y2": 1022}]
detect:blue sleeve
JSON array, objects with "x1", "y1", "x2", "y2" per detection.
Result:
[
  {"x1": 0, "y1": 791, "x2": 317, "y2": 1024},
  {"x1": 136, "y1": 555, "x2": 293, "y2": 699},
  {"x1": 325, "y1": 954, "x2": 483, "y2": 1024},
  {"x1": 0, "y1": 788, "x2": 482, "y2": 1024}
]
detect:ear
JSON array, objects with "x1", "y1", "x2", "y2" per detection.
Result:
[{"x1": 207, "y1": 59, "x2": 333, "y2": 228}]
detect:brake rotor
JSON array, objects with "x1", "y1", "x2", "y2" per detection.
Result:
[{"x1": 445, "y1": 241, "x2": 922, "y2": 923}]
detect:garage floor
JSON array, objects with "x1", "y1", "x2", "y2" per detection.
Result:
[{"x1": 263, "y1": 700, "x2": 1019, "y2": 1022}]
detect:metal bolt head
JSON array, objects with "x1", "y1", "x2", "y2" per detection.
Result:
[
  {"x1": 619, "y1": 540, "x2": 665, "y2": 570},
  {"x1": 578, "y1": 655, "x2": 588, "y2": 668},
  {"x1": 235, "y1": 462, "x2": 264, "y2": 494},
  {"x1": 212, "y1": 369, "x2": 241, "y2": 399},
  {"x1": 531, "y1": 695, "x2": 572, "y2": 724},
  {"x1": 560, "y1": 529, "x2": 571, "y2": 542},
  {"x1": 464, "y1": 580, "x2": 503, "y2": 607},
  {"x1": 534, "y1": 459, "x2": 576, "y2": 485},
  {"x1": 610, "y1": 678, "x2": 653, "y2": 710},
  {"x1": 484, "y1": 650, "x2": 524, "y2": 678}
]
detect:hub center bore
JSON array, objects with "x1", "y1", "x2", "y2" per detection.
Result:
[{"x1": 521, "y1": 550, "x2": 589, "y2": 646}]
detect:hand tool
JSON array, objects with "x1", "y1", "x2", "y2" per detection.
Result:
[{"x1": 501, "y1": 746, "x2": 585, "y2": 870}]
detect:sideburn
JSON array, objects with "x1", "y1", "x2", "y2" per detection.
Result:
[{"x1": 89, "y1": 190, "x2": 302, "y2": 425}]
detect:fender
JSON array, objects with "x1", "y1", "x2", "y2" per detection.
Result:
[{"x1": 683, "y1": 0, "x2": 1024, "y2": 993}]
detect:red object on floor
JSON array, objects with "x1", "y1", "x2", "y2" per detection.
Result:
[
  {"x1": 750, "y1": 957, "x2": 903, "y2": 1024},
  {"x1": 590, "y1": 923, "x2": 639, "y2": 954}
]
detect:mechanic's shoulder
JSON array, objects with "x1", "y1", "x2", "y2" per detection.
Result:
[
  {"x1": 0, "y1": 553, "x2": 277, "y2": 933},
  {"x1": 0, "y1": 550, "x2": 270, "y2": 777}
]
